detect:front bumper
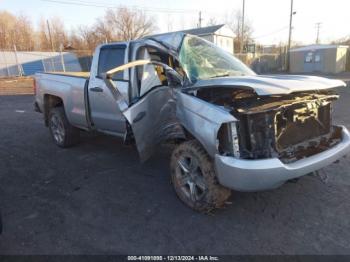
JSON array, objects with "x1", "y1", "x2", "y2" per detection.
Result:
[{"x1": 215, "y1": 126, "x2": 350, "y2": 192}]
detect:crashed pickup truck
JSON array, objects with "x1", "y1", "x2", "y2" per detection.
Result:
[{"x1": 34, "y1": 33, "x2": 350, "y2": 211}]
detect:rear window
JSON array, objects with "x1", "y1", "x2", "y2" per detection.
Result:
[{"x1": 97, "y1": 46, "x2": 126, "y2": 80}]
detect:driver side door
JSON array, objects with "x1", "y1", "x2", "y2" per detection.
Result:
[{"x1": 103, "y1": 60, "x2": 184, "y2": 161}]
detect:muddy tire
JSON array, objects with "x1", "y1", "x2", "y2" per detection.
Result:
[
  {"x1": 170, "y1": 140, "x2": 231, "y2": 212},
  {"x1": 48, "y1": 107, "x2": 80, "y2": 147}
]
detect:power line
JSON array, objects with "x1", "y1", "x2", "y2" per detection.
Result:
[
  {"x1": 253, "y1": 26, "x2": 289, "y2": 39},
  {"x1": 41, "y1": 0, "x2": 201, "y2": 14}
]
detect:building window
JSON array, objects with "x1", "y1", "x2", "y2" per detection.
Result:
[
  {"x1": 305, "y1": 52, "x2": 313, "y2": 63},
  {"x1": 314, "y1": 54, "x2": 321, "y2": 63}
]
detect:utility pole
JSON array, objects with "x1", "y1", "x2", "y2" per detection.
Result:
[
  {"x1": 241, "y1": 0, "x2": 245, "y2": 54},
  {"x1": 198, "y1": 11, "x2": 203, "y2": 28},
  {"x1": 286, "y1": 0, "x2": 295, "y2": 72},
  {"x1": 315, "y1": 22, "x2": 322, "y2": 44},
  {"x1": 46, "y1": 19, "x2": 55, "y2": 52}
]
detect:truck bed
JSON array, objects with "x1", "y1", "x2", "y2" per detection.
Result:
[{"x1": 35, "y1": 71, "x2": 89, "y2": 130}]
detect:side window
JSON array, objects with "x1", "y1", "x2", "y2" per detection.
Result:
[
  {"x1": 97, "y1": 47, "x2": 125, "y2": 80},
  {"x1": 305, "y1": 52, "x2": 313, "y2": 63},
  {"x1": 314, "y1": 54, "x2": 321, "y2": 63}
]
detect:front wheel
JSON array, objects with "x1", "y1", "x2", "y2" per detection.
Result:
[
  {"x1": 48, "y1": 107, "x2": 80, "y2": 147},
  {"x1": 170, "y1": 140, "x2": 231, "y2": 212}
]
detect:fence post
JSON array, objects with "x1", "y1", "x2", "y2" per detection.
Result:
[
  {"x1": 2, "y1": 50, "x2": 11, "y2": 76},
  {"x1": 59, "y1": 44, "x2": 66, "y2": 72},
  {"x1": 42, "y1": 59, "x2": 47, "y2": 72},
  {"x1": 51, "y1": 56, "x2": 55, "y2": 72},
  {"x1": 13, "y1": 45, "x2": 24, "y2": 76}
]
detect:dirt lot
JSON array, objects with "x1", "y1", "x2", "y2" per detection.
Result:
[
  {"x1": 0, "y1": 77, "x2": 34, "y2": 95},
  {"x1": 0, "y1": 87, "x2": 350, "y2": 255}
]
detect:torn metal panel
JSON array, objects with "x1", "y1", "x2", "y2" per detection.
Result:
[
  {"x1": 175, "y1": 90, "x2": 236, "y2": 157},
  {"x1": 195, "y1": 87, "x2": 342, "y2": 162},
  {"x1": 123, "y1": 86, "x2": 185, "y2": 162}
]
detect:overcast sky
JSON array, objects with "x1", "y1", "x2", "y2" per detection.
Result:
[{"x1": 1, "y1": 0, "x2": 349, "y2": 45}]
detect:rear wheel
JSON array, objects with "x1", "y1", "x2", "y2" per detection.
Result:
[
  {"x1": 170, "y1": 140, "x2": 231, "y2": 212},
  {"x1": 48, "y1": 107, "x2": 80, "y2": 147}
]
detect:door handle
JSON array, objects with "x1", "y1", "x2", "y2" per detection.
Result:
[
  {"x1": 133, "y1": 111, "x2": 146, "y2": 123},
  {"x1": 90, "y1": 87, "x2": 103, "y2": 92}
]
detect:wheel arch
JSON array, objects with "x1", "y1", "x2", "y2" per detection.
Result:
[
  {"x1": 43, "y1": 94, "x2": 64, "y2": 126},
  {"x1": 175, "y1": 91, "x2": 236, "y2": 158}
]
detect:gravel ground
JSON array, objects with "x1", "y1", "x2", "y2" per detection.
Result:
[{"x1": 0, "y1": 87, "x2": 350, "y2": 255}]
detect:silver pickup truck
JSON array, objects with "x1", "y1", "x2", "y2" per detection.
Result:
[{"x1": 34, "y1": 33, "x2": 350, "y2": 211}]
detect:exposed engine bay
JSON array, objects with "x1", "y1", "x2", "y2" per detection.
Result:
[{"x1": 196, "y1": 87, "x2": 342, "y2": 163}]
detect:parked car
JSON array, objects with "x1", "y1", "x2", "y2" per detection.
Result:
[{"x1": 34, "y1": 33, "x2": 350, "y2": 211}]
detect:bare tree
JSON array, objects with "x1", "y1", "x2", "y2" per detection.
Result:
[
  {"x1": 104, "y1": 7, "x2": 157, "y2": 41},
  {"x1": 0, "y1": 11, "x2": 16, "y2": 49},
  {"x1": 0, "y1": 11, "x2": 35, "y2": 51},
  {"x1": 332, "y1": 36, "x2": 350, "y2": 46},
  {"x1": 226, "y1": 10, "x2": 253, "y2": 53},
  {"x1": 67, "y1": 28, "x2": 84, "y2": 49},
  {"x1": 69, "y1": 7, "x2": 157, "y2": 50},
  {"x1": 77, "y1": 25, "x2": 103, "y2": 50},
  {"x1": 94, "y1": 18, "x2": 114, "y2": 43},
  {"x1": 50, "y1": 17, "x2": 68, "y2": 50},
  {"x1": 0, "y1": 7, "x2": 157, "y2": 52},
  {"x1": 14, "y1": 14, "x2": 34, "y2": 51},
  {"x1": 36, "y1": 17, "x2": 68, "y2": 51},
  {"x1": 207, "y1": 17, "x2": 219, "y2": 27}
]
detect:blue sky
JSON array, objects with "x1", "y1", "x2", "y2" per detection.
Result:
[{"x1": 1, "y1": 0, "x2": 349, "y2": 45}]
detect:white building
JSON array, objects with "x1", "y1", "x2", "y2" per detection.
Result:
[{"x1": 180, "y1": 24, "x2": 236, "y2": 54}]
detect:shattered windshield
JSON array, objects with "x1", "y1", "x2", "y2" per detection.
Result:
[{"x1": 179, "y1": 35, "x2": 255, "y2": 83}]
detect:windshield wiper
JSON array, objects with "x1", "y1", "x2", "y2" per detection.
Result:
[
  {"x1": 210, "y1": 73, "x2": 230, "y2": 78},
  {"x1": 210, "y1": 72, "x2": 246, "y2": 78}
]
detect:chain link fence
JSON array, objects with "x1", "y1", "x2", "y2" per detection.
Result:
[
  {"x1": 236, "y1": 51, "x2": 288, "y2": 74},
  {"x1": 0, "y1": 47, "x2": 93, "y2": 77},
  {"x1": 1, "y1": 45, "x2": 289, "y2": 77}
]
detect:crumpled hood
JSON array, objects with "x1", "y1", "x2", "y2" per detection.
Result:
[{"x1": 190, "y1": 75, "x2": 347, "y2": 95}]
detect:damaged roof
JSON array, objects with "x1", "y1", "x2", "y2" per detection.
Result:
[
  {"x1": 181, "y1": 24, "x2": 226, "y2": 36},
  {"x1": 146, "y1": 24, "x2": 229, "y2": 51}
]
